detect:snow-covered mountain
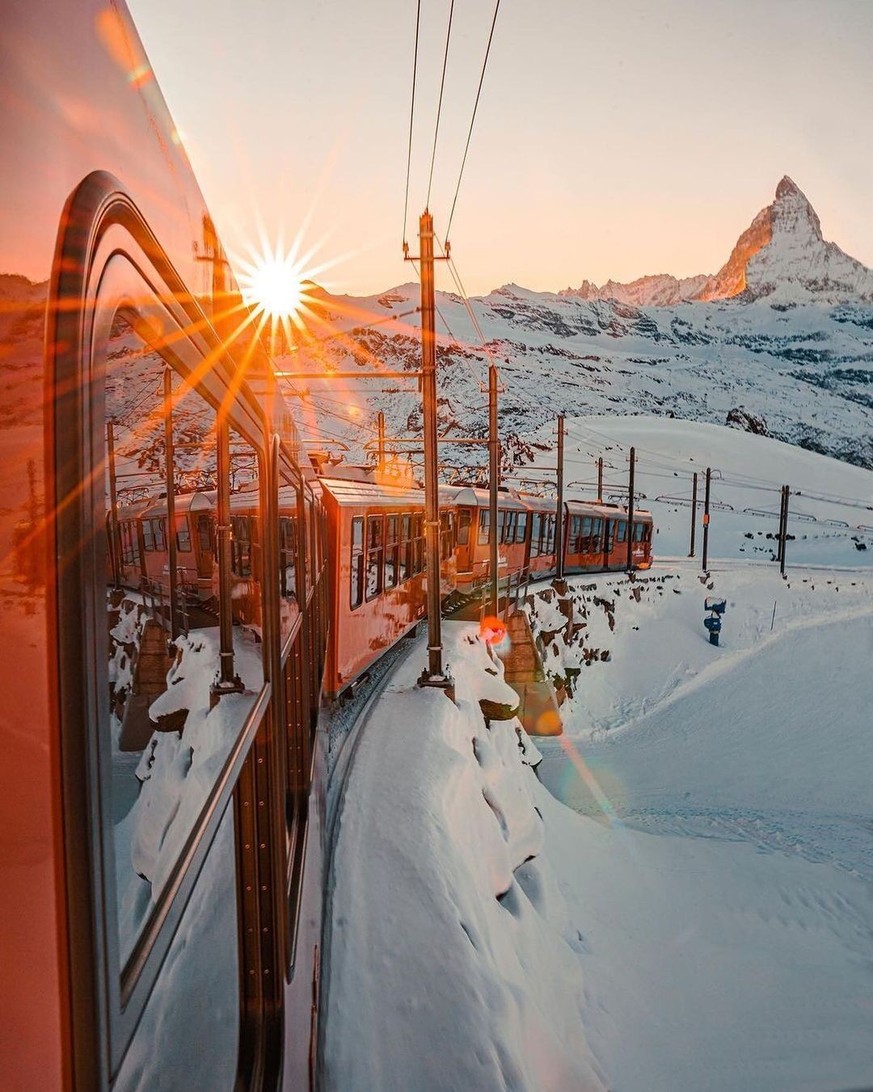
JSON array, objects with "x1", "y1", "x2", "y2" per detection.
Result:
[
  {"x1": 283, "y1": 270, "x2": 873, "y2": 474},
  {"x1": 561, "y1": 176, "x2": 873, "y2": 307},
  {"x1": 560, "y1": 273, "x2": 711, "y2": 308}
]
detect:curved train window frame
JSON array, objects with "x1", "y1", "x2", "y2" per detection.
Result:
[{"x1": 50, "y1": 174, "x2": 272, "y2": 1084}]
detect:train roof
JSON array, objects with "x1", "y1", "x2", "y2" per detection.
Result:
[
  {"x1": 140, "y1": 491, "x2": 216, "y2": 518},
  {"x1": 319, "y1": 476, "x2": 426, "y2": 509},
  {"x1": 441, "y1": 486, "x2": 529, "y2": 512}
]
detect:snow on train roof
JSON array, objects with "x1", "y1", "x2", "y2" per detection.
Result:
[{"x1": 319, "y1": 476, "x2": 426, "y2": 509}]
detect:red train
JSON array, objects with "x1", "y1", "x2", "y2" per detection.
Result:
[
  {"x1": 0, "y1": 3, "x2": 653, "y2": 1089},
  {"x1": 108, "y1": 471, "x2": 652, "y2": 701}
]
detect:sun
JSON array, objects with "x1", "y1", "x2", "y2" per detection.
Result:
[{"x1": 240, "y1": 250, "x2": 307, "y2": 322}]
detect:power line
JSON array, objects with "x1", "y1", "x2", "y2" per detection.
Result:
[
  {"x1": 402, "y1": 0, "x2": 423, "y2": 249},
  {"x1": 426, "y1": 0, "x2": 455, "y2": 209},
  {"x1": 445, "y1": 0, "x2": 501, "y2": 241}
]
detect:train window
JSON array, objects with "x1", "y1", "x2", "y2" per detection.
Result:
[
  {"x1": 385, "y1": 515, "x2": 400, "y2": 589},
  {"x1": 176, "y1": 517, "x2": 192, "y2": 553},
  {"x1": 351, "y1": 516, "x2": 364, "y2": 609},
  {"x1": 102, "y1": 320, "x2": 252, "y2": 973},
  {"x1": 546, "y1": 515, "x2": 556, "y2": 554},
  {"x1": 516, "y1": 511, "x2": 528, "y2": 544},
  {"x1": 121, "y1": 522, "x2": 137, "y2": 564},
  {"x1": 457, "y1": 508, "x2": 471, "y2": 546},
  {"x1": 198, "y1": 513, "x2": 212, "y2": 553},
  {"x1": 616, "y1": 520, "x2": 627, "y2": 544},
  {"x1": 399, "y1": 514, "x2": 411, "y2": 582},
  {"x1": 366, "y1": 514, "x2": 384, "y2": 599},
  {"x1": 231, "y1": 516, "x2": 252, "y2": 577},
  {"x1": 277, "y1": 465, "x2": 301, "y2": 645},
  {"x1": 478, "y1": 508, "x2": 490, "y2": 545},
  {"x1": 413, "y1": 514, "x2": 425, "y2": 574}
]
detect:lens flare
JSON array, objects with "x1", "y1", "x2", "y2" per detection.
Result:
[{"x1": 239, "y1": 248, "x2": 307, "y2": 322}]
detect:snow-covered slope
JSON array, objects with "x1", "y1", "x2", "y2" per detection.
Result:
[
  {"x1": 281, "y1": 176, "x2": 873, "y2": 474},
  {"x1": 284, "y1": 279, "x2": 873, "y2": 471}
]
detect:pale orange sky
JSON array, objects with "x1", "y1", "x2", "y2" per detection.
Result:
[{"x1": 128, "y1": 0, "x2": 873, "y2": 298}]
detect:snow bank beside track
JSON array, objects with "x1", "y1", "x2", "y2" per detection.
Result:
[{"x1": 322, "y1": 623, "x2": 605, "y2": 1092}]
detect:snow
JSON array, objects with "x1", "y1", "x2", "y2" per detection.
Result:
[
  {"x1": 113, "y1": 626, "x2": 264, "y2": 964},
  {"x1": 324, "y1": 420, "x2": 873, "y2": 1091},
  {"x1": 323, "y1": 623, "x2": 605, "y2": 1092}
]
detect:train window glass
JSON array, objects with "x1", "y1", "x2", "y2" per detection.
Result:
[
  {"x1": 366, "y1": 514, "x2": 384, "y2": 599},
  {"x1": 231, "y1": 515, "x2": 252, "y2": 577},
  {"x1": 278, "y1": 468, "x2": 301, "y2": 642},
  {"x1": 617, "y1": 520, "x2": 627, "y2": 544},
  {"x1": 351, "y1": 516, "x2": 364, "y2": 609},
  {"x1": 121, "y1": 522, "x2": 137, "y2": 564},
  {"x1": 413, "y1": 514, "x2": 424, "y2": 574},
  {"x1": 385, "y1": 514, "x2": 399, "y2": 589},
  {"x1": 198, "y1": 513, "x2": 212, "y2": 553},
  {"x1": 103, "y1": 322, "x2": 246, "y2": 970},
  {"x1": 457, "y1": 508, "x2": 470, "y2": 546},
  {"x1": 399, "y1": 514, "x2": 411, "y2": 581},
  {"x1": 546, "y1": 515, "x2": 555, "y2": 554},
  {"x1": 478, "y1": 508, "x2": 490, "y2": 545},
  {"x1": 516, "y1": 511, "x2": 528, "y2": 544},
  {"x1": 593, "y1": 518, "x2": 603, "y2": 537},
  {"x1": 176, "y1": 516, "x2": 192, "y2": 553}
]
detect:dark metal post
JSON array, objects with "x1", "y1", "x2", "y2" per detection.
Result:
[
  {"x1": 107, "y1": 420, "x2": 121, "y2": 586},
  {"x1": 377, "y1": 410, "x2": 386, "y2": 465},
  {"x1": 689, "y1": 471, "x2": 698, "y2": 558},
  {"x1": 702, "y1": 466, "x2": 711, "y2": 571},
  {"x1": 597, "y1": 457, "x2": 603, "y2": 503},
  {"x1": 212, "y1": 415, "x2": 243, "y2": 698},
  {"x1": 780, "y1": 485, "x2": 789, "y2": 577},
  {"x1": 163, "y1": 368, "x2": 179, "y2": 640},
  {"x1": 418, "y1": 210, "x2": 450, "y2": 689},
  {"x1": 626, "y1": 446, "x2": 635, "y2": 571},
  {"x1": 489, "y1": 362, "x2": 499, "y2": 616},
  {"x1": 556, "y1": 415, "x2": 565, "y2": 580}
]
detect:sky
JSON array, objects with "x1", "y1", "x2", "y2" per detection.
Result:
[{"x1": 127, "y1": 0, "x2": 873, "y2": 298}]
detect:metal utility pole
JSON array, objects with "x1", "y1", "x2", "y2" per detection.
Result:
[
  {"x1": 779, "y1": 484, "x2": 790, "y2": 577},
  {"x1": 625, "y1": 446, "x2": 635, "y2": 572},
  {"x1": 377, "y1": 410, "x2": 386, "y2": 466},
  {"x1": 596, "y1": 457, "x2": 603, "y2": 503},
  {"x1": 407, "y1": 210, "x2": 453, "y2": 695},
  {"x1": 689, "y1": 471, "x2": 698, "y2": 558},
  {"x1": 556, "y1": 416, "x2": 565, "y2": 580},
  {"x1": 163, "y1": 367, "x2": 179, "y2": 640},
  {"x1": 702, "y1": 466, "x2": 712, "y2": 571},
  {"x1": 489, "y1": 363, "x2": 499, "y2": 616}
]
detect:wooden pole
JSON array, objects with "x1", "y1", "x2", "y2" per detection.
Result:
[
  {"x1": 489, "y1": 363, "x2": 499, "y2": 616},
  {"x1": 626, "y1": 447, "x2": 635, "y2": 571},
  {"x1": 702, "y1": 467, "x2": 711, "y2": 571},
  {"x1": 556, "y1": 416, "x2": 565, "y2": 580}
]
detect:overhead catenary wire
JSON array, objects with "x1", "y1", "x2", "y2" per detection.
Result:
[
  {"x1": 426, "y1": 0, "x2": 455, "y2": 209},
  {"x1": 402, "y1": 0, "x2": 423, "y2": 249},
  {"x1": 445, "y1": 0, "x2": 501, "y2": 242}
]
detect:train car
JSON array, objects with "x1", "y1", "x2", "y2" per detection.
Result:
[
  {"x1": 524, "y1": 495, "x2": 559, "y2": 578},
  {"x1": 138, "y1": 491, "x2": 216, "y2": 601},
  {"x1": 320, "y1": 475, "x2": 430, "y2": 698},
  {"x1": 0, "y1": 4, "x2": 328, "y2": 1090},
  {"x1": 597, "y1": 506, "x2": 654, "y2": 571},
  {"x1": 443, "y1": 485, "x2": 530, "y2": 596}
]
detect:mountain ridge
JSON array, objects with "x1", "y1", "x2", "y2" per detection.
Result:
[{"x1": 560, "y1": 177, "x2": 873, "y2": 307}]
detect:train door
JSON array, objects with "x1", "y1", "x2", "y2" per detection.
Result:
[{"x1": 455, "y1": 505, "x2": 474, "y2": 575}]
